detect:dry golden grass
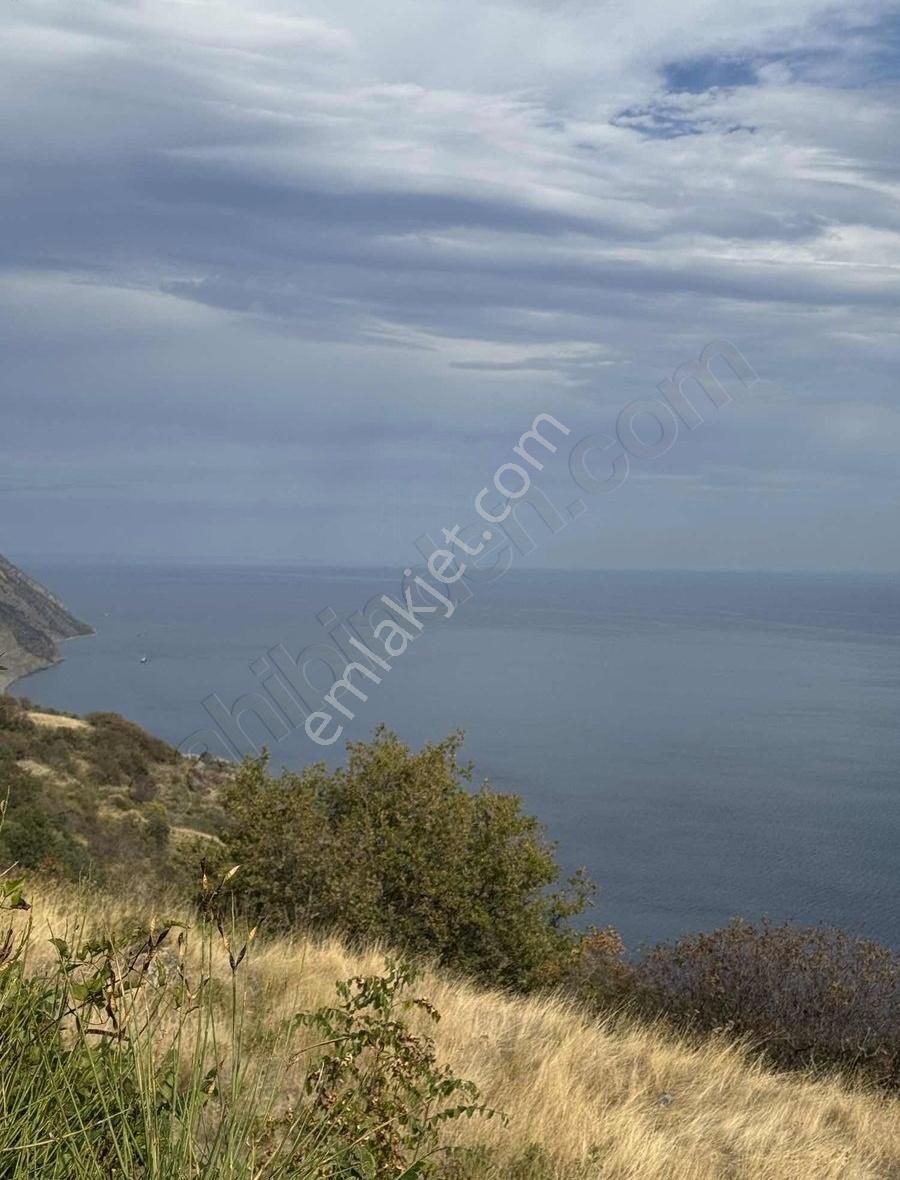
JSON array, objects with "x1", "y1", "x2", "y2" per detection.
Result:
[
  {"x1": 19, "y1": 881, "x2": 900, "y2": 1180},
  {"x1": 14, "y1": 757, "x2": 57, "y2": 778},
  {"x1": 25, "y1": 710, "x2": 90, "y2": 731}
]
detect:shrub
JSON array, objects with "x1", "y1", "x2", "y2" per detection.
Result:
[
  {"x1": 286, "y1": 962, "x2": 495, "y2": 1176},
  {"x1": 0, "y1": 804, "x2": 84, "y2": 873},
  {"x1": 129, "y1": 771, "x2": 159, "y2": 803},
  {"x1": 220, "y1": 727, "x2": 594, "y2": 990},
  {"x1": 0, "y1": 764, "x2": 88, "y2": 876},
  {"x1": 144, "y1": 804, "x2": 170, "y2": 855},
  {"x1": 550, "y1": 925, "x2": 637, "y2": 1005},
  {"x1": 635, "y1": 918, "x2": 900, "y2": 1086},
  {"x1": 85, "y1": 712, "x2": 177, "y2": 786}
]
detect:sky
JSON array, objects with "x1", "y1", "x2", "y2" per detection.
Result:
[{"x1": 2, "y1": 0, "x2": 900, "y2": 571}]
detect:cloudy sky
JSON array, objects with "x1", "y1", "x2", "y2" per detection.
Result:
[{"x1": 3, "y1": 0, "x2": 899, "y2": 570}]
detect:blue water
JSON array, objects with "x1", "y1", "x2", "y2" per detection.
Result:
[{"x1": 16, "y1": 562, "x2": 900, "y2": 951}]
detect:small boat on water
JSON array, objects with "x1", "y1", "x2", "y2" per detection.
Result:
[{"x1": 139, "y1": 654, "x2": 149, "y2": 664}]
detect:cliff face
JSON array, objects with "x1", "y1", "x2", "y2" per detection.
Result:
[{"x1": 0, "y1": 556, "x2": 93, "y2": 691}]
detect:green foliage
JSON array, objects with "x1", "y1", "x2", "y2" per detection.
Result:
[
  {"x1": 635, "y1": 918, "x2": 900, "y2": 1087},
  {"x1": 1, "y1": 803, "x2": 83, "y2": 872},
  {"x1": 285, "y1": 963, "x2": 496, "y2": 1178},
  {"x1": 220, "y1": 727, "x2": 594, "y2": 989},
  {"x1": 0, "y1": 761, "x2": 88, "y2": 875}
]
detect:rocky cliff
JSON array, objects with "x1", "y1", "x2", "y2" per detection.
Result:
[{"x1": 0, "y1": 556, "x2": 92, "y2": 691}]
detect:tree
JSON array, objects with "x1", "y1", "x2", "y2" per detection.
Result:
[{"x1": 220, "y1": 727, "x2": 594, "y2": 989}]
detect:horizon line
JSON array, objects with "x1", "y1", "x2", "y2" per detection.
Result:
[{"x1": 7, "y1": 552, "x2": 900, "y2": 578}]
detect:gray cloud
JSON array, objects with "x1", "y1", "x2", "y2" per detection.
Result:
[{"x1": 2, "y1": 0, "x2": 900, "y2": 568}]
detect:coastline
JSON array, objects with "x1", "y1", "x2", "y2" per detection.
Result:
[
  {"x1": 0, "y1": 628, "x2": 94, "y2": 696},
  {"x1": 0, "y1": 552, "x2": 95, "y2": 697}
]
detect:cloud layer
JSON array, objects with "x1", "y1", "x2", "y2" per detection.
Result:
[{"x1": 3, "y1": 0, "x2": 899, "y2": 568}]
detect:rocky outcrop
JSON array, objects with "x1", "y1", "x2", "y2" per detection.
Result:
[{"x1": 0, "y1": 555, "x2": 92, "y2": 691}]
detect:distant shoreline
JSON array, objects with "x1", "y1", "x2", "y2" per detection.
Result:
[{"x1": 1, "y1": 629, "x2": 95, "y2": 696}]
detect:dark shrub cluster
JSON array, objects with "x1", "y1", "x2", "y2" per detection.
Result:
[
  {"x1": 85, "y1": 712, "x2": 178, "y2": 785},
  {"x1": 220, "y1": 727, "x2": 594, "y2": 990},
  {"x1": 0, "y1": 750, "x2": 88, "y2": 875},
  {"x1": 634, "y1": 918, "x2": 900, "y2": 1086}
]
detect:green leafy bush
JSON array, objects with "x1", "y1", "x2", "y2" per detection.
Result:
[
  {"x1": 0, "y1": 761, "x2": 88, "y2": 875},
  {"x1": 284, "y1": 962, "x2": 495, "y2": 1178},
  {"x1": 220, "y1": 728, "x2": 594, "y2": 989}
]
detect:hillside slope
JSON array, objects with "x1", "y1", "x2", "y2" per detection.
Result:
[
  {"x1": 3, "y1": 704, "x2": 899, "y2": 1176},
  {"x1": 14, "y1": 880, "x2": 900, "y2": 1180},
  {"x1": 0, "y1": 555, "x2": 92, "y2": 690},
  {"x1": 0, "y1": 697, "x2": 230, "y2": 879}
]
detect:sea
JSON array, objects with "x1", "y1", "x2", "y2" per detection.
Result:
[{"x1": 15, "y1": 561, "x2": 900, "y2": 952}]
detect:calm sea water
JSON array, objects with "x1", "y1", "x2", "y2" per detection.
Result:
[{"x1": 17, "y1": 562, "x2": 900, "y2": 951}]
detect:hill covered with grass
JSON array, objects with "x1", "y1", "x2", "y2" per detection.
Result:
[
  {"x1": 0, "y1": 695, "x2": 230, "y2": 882},
  {"x1": 3, "y1": 878, "x2": 899, "y2": 1180},
  {"x1": 2, "y1": 699, "x2": 899, "y2": 1177}
]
